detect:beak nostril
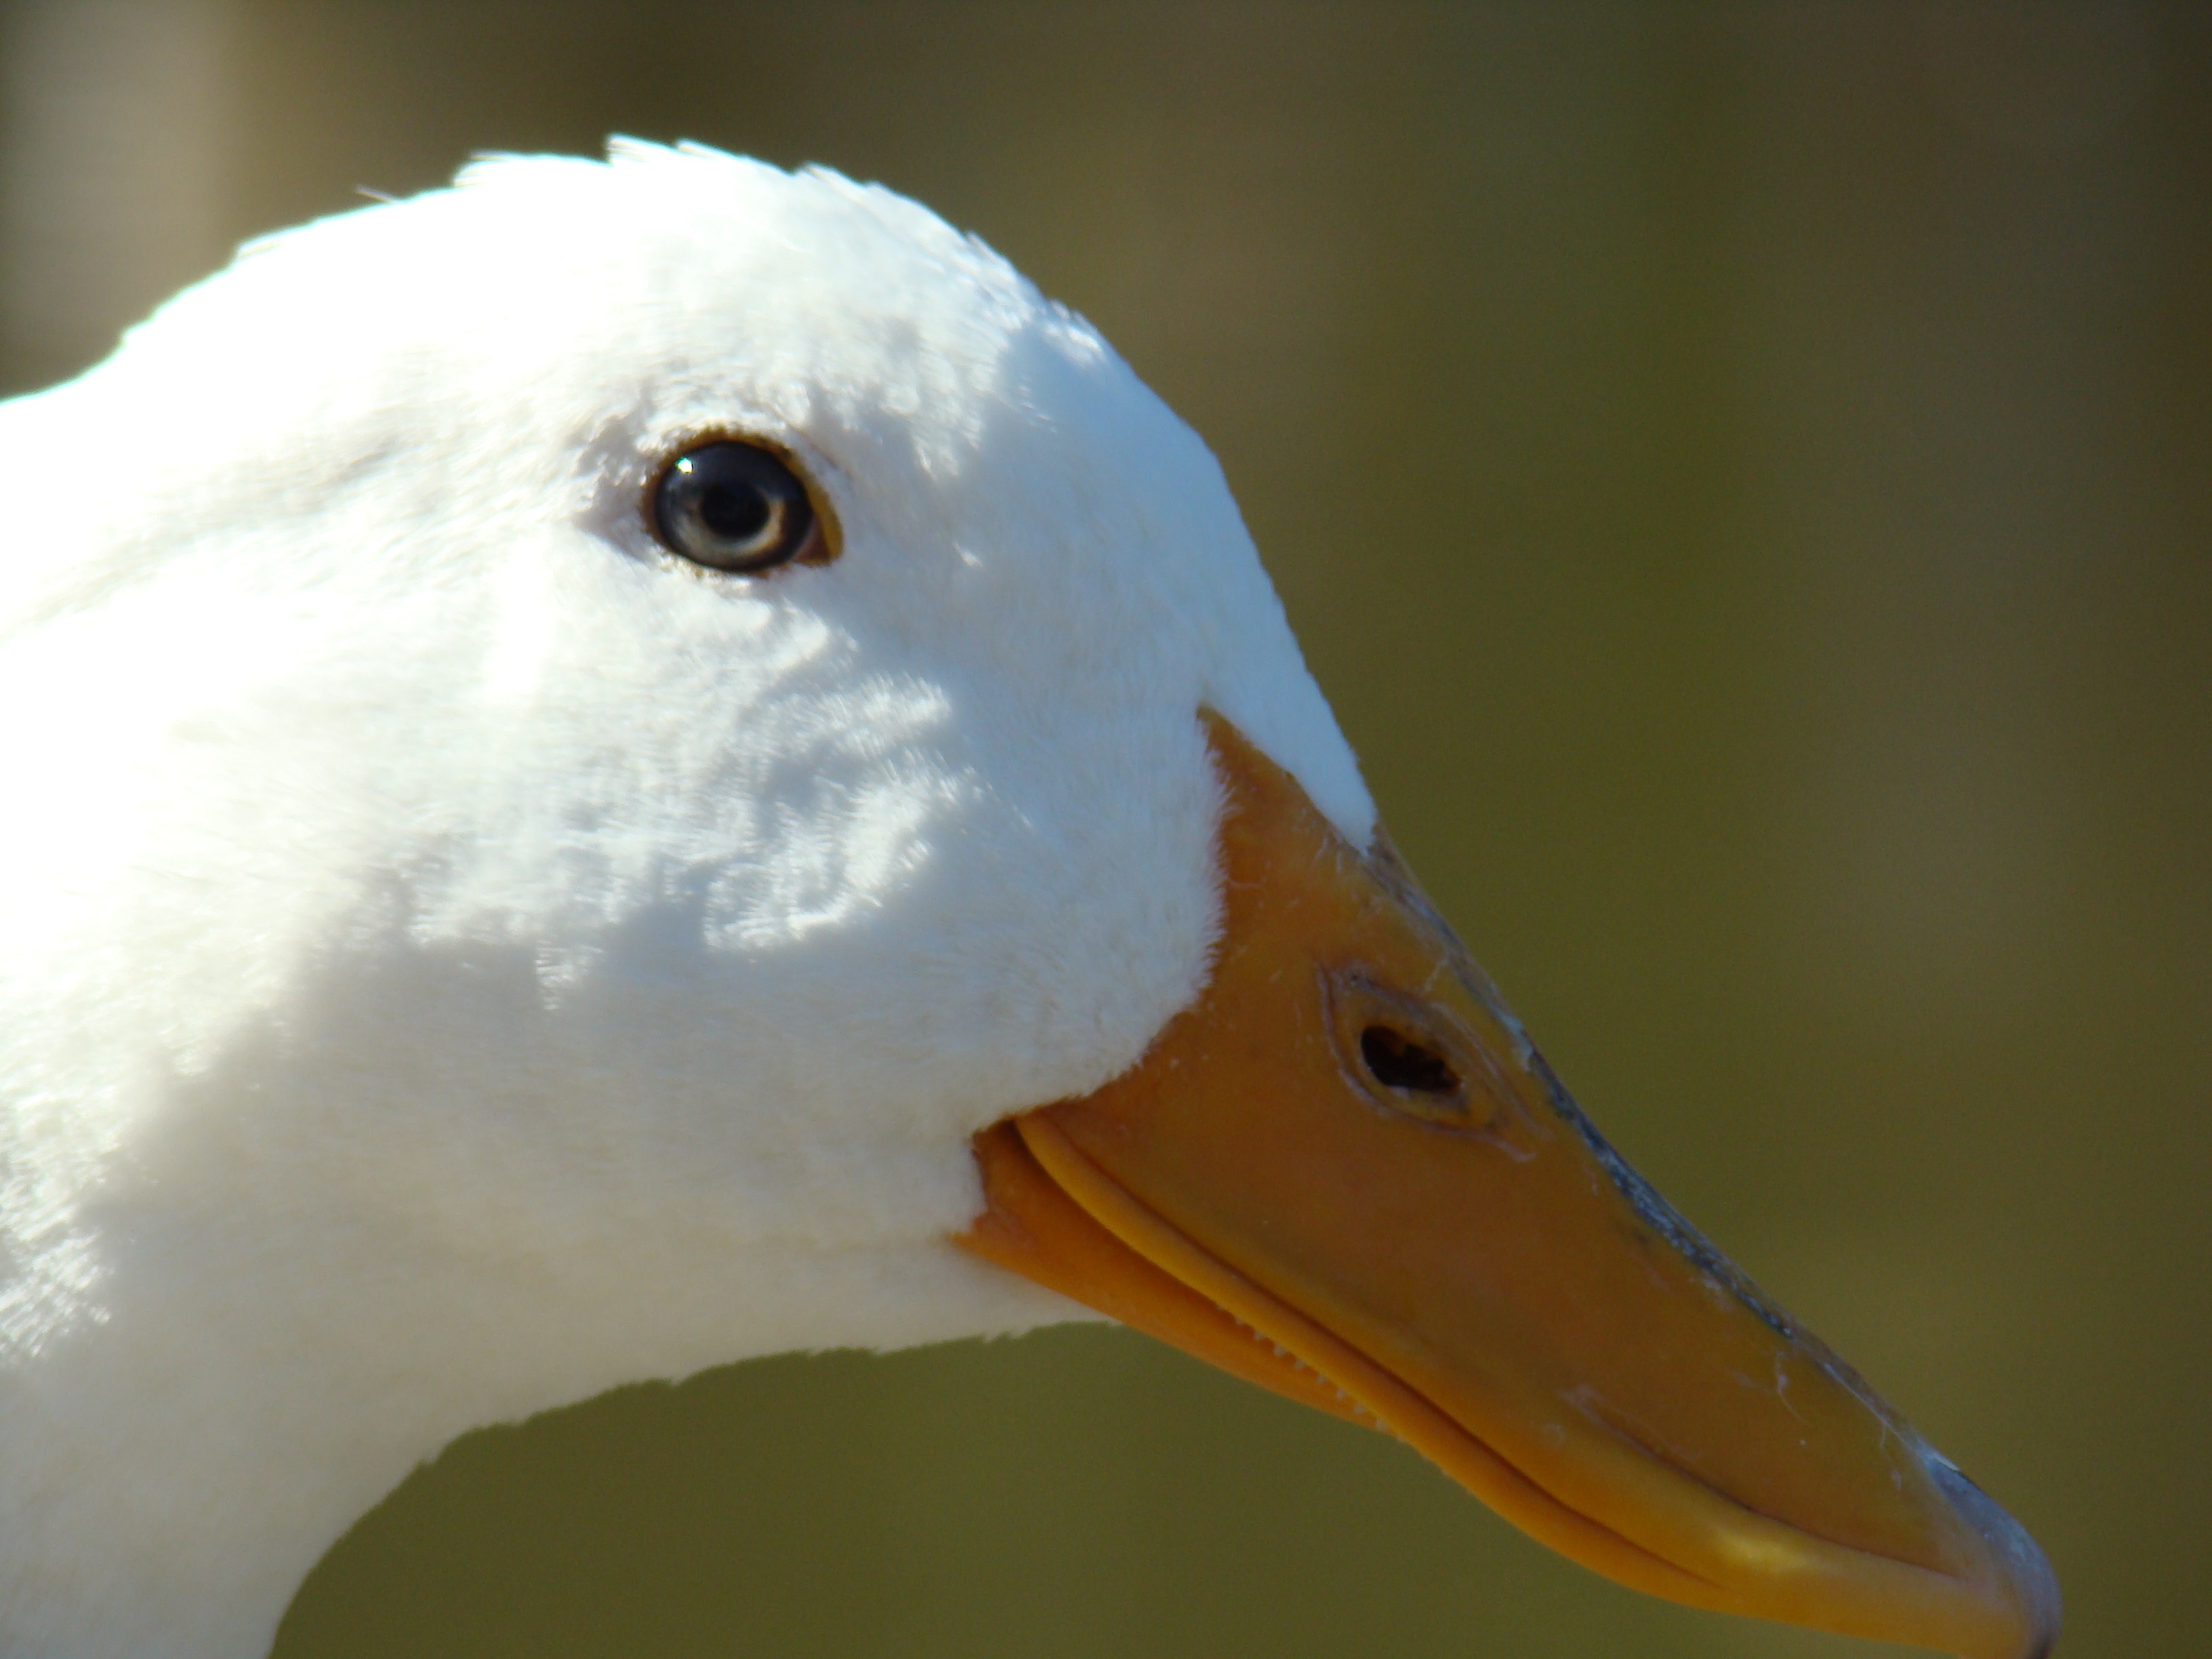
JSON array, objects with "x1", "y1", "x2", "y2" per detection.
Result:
[
  {"x1": 1326, "y1": 971, "x2": 1486, "y2": 1129},
  {"x1": 1359, "y1": 1025, "x2": 1460, "y2": 1097}
]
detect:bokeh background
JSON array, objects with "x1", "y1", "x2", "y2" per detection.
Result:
[{"x1": 3, "y1": 3, "x2": 2204, "y2": 1655}]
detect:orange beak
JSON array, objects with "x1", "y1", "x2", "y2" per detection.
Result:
[{"x1": 959, "y1": 714, "x2": 2058, "y2": 1659}]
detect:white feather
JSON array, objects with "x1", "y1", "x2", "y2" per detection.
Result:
[{"x1": 0, "y1": 142, "x2": 1372, "y2": 1656}]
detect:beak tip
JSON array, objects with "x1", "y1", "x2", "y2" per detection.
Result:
[{"x1": 1923, "y1": 1450, "x2": 2062, "y2": 1659}]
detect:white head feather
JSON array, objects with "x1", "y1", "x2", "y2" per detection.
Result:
[{"x1": 0, "y1": 142, "x2": 1372, "y2": 1654}]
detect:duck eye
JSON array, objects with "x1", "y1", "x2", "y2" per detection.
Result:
[{"x1": 650, "y1": 441, "x2": 823, "y2": 573}]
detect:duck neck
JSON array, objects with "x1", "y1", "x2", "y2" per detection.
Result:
[
  {"x1": 0, "y1": 1159, "x2": 1046, "y2": 1659},
  {"x1": 0, "y1": 1238, "x2": 525, "y2": 1658}
]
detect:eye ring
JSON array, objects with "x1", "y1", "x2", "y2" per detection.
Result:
[{"x1": 646, "y1": 437, "x2": 837, "y2": 573}]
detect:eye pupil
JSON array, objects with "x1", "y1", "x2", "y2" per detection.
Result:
[
  {"x1": 651, "y1": 441, "x2": 820, "y2": 573},
  {"x1": 697, "y1": 481, "x2": 771, "y2": 543}
]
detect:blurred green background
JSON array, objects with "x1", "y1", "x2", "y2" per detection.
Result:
[{"x1": 3, "y1": 3, "x2": 2203, "y2": 1655}]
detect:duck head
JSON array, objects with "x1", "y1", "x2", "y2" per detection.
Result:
[{"x1": 0, "y1": 142, "x2": 2055, "y2": 1658}]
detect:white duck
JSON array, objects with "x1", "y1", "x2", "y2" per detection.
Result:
[{"x1": 0, "y1": 141, "x2": 2056, "y2": 1659}]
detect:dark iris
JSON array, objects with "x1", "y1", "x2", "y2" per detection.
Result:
[{"x1": 651, "y1": 441, "x2": 821, "y2": 573}]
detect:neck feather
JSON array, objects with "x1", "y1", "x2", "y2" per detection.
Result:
[{"x1": 0, "y1": 1164, "x2": 1065, "y2": 1658}]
